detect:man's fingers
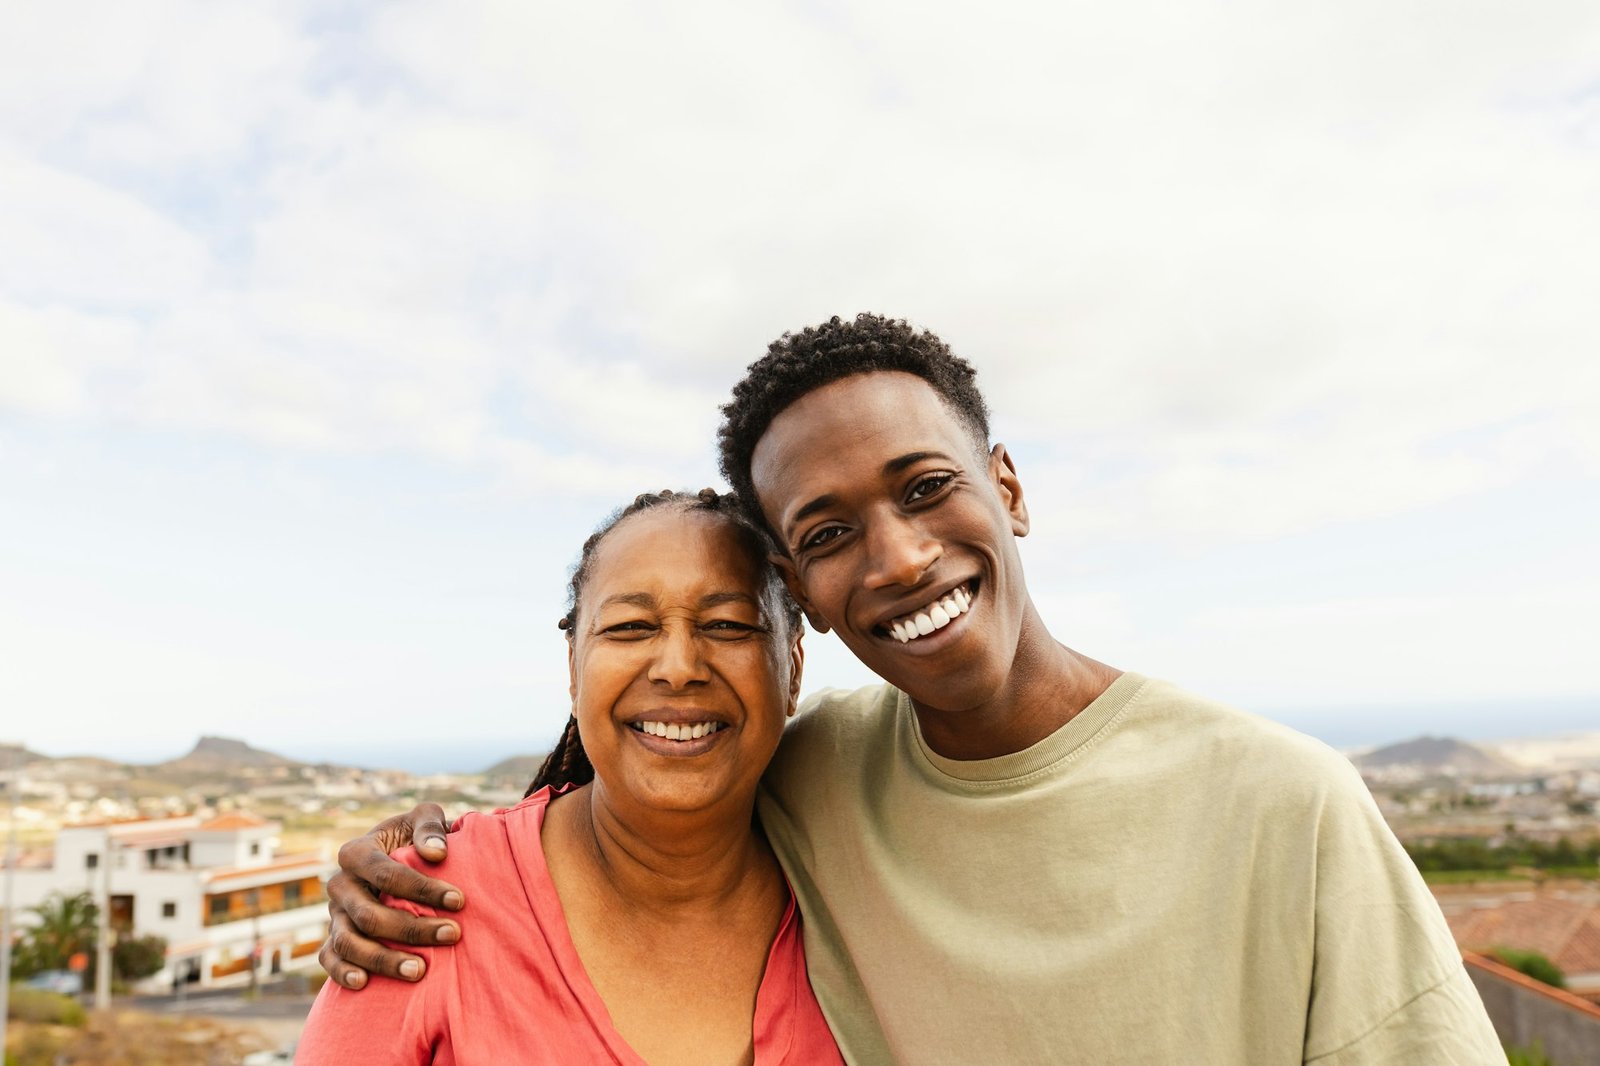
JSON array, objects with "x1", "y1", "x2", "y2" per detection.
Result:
[
  {"x1": 317, "y1": 940, "x2": 371, "y2": 991},
  {"x1": 335, "y1": 838, "x2": 465, "y2": 912},
  {"x1": 323, "y1": 916, "x2": 427, "y2": 982},
  {"x1": 363, "y1": 854, "x2": 464, "y2": 915},
  {"x1": 411, "y1": 803, "x2": 450, "y2": 863},
  {"x1": 343, "y1": 891, "x2": 460, "y2": 946}
]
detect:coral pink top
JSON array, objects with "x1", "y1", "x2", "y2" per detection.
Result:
[{"x1": 298, "y1": 788, "x2": 842, "y2": 1065}]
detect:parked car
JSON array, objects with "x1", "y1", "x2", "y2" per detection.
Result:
[{"x1": 22, "y1": 969, "x2": 84, "y2": 995}]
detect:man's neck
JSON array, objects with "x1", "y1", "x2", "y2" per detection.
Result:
[{"x1": 911, "y1": 605, "x2": 1121, "y2": 761}]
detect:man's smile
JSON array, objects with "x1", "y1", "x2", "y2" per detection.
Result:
[{"x1": 877, "y1": 580, "x2": 978, "y2": 644}]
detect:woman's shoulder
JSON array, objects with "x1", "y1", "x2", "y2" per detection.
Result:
[{"x1": 383, "y1": 791, "x2": 555, "y2": 914}]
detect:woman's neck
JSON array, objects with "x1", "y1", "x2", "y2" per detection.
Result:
[{"x1": 550, "y1": 782, "x2": 776, "y2": 917}]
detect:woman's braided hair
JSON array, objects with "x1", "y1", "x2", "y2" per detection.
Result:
[{"x1": 526, "y1": 488, "x2": 800, "y2": 797}]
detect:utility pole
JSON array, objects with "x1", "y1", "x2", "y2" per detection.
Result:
[
  {"x1": 94, "y1": 833, "x2": 112, "y2": 1010},
  {"x1": 247, "y1": 889, "x2": 261, "y2": 996},
  {"x1": 1, "y1": 744, "x2": 19, "y2": 1053}
]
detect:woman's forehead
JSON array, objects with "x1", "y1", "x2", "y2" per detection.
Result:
[{"x1": 587, "y1": 508, "x2": 764, "y2": 596}]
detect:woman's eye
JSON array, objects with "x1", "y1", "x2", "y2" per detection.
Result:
[
  {"x1": 703, "y1": 620, "x2": 760, "y2": 638},
  {"x1": 603, "y1": 620, "x2": 653, "y2": 636},
  {"x1": 908, "y1": 474, "x2": 953, "y2": 502}
]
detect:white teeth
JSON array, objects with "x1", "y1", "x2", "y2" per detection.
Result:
[
  {"x1": 638, "y1": 721, "x2": 719, "y2": 740},
  {"x1": 888, "y1": 587, "x2": 974, "y2": 644}
]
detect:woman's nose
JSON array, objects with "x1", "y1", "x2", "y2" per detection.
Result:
[{"x1": 646, "y1": 624, "x2": 712, "y2": 688}]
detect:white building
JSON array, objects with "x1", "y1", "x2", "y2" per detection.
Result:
[{"x1": 6, "y1": 813, "x2": 334, "y2": 991}]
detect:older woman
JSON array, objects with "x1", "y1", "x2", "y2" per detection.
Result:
[{"x1": 297, "y1": 489, "x2": 842, "y2": 1065}]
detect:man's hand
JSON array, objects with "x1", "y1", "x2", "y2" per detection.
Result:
[{"x1": 318, "y1": 803, "x2": 465, "y2": 990}]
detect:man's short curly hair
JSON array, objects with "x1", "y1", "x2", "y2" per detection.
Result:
[{"x1": 716, "y1": 313, "x2": 991, "y2": 535}]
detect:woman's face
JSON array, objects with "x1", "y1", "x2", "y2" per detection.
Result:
[{"x1": 568, "y1": 507, "x2": 802, "y2": 817}]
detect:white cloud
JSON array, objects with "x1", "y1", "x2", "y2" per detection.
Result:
[{"x1": 0, "y1": 1, "x2": 1597, "y2": 757}]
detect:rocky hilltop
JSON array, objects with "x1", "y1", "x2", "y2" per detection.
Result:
[
  {"x1": 1353, "y1": 735, "x2": 1520, "y2": 776},
  {"x1": 156, "y1": 735, "x2": 303, "y2": 774}
]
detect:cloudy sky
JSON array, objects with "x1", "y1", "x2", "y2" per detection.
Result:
[{"x1": 2, "y1": 1, "x2": 1596, "y2": 769}]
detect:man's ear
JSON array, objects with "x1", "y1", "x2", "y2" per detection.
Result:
[
  {"x1": 769, "y1": 550, "x2": 831, "y2": 634},
  {"x1": 786, "y1": 633, "x2": 806, "y2": 717},
  {"x1": 988, "y1": 443, "x2": 1030, "y2": 537}
]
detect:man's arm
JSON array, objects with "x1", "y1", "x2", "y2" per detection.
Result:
[{"x1": 317, "y1": 803, "x2": 466, "y2": 990}]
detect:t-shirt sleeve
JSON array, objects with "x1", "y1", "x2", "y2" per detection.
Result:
[
  {"x1": 1301, "y1": 759, "x2": 1503, "y2": 1064},
  {"x1": 1306, "y1": 966, "x2": 1505, "y2": 1065},
  {"x1": 295, "y1": 850, "x2": 446, "y2": 1066},
  {"x1": 297, "y1": 957, "x2": 439, "y2": 1065}
]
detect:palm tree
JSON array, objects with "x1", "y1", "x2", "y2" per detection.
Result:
[{"x1": 17, "y1": 890, "x2": 98, "y2": 975}]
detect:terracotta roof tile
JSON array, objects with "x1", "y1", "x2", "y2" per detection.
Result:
[
  {"x1": 1448, "y1": 896, "x2": 1600, "y2": 979},
  {"x1": 198, "y1": 813, "x2": 270, "y2": 830}
]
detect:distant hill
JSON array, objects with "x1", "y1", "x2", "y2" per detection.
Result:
[
  {"x1": 154, "y1": 735, "x2": 303, "y2": 773},
  {"x1": 0, "y1": 742, "x2": 49, "y2": 766},
  {"x1": 1353, "y1": 736, "x2": 1517, "y2": 776},
  {"x1": 481, "y1": 753, "x2": 548, "y2": 784}
]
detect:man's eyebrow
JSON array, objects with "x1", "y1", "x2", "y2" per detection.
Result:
[
  {"x1": 791, "y1": 494, "x2": 838, "y2": 528},
  {"x1": 883, "y1": 451, "x2": 948, "y2": 475},
  {"x1": 788, "y1": 452, "x2": 953, "y2": 531}
]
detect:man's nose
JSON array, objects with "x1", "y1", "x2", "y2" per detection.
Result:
[
  {"x1": 647, "y1": 624, "x2": 712, "y2": 687},
  {"x1": 863, "y1": 514, "x2": 941, "y2": 589}
]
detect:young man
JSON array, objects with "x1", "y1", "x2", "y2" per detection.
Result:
[{"x1": 323, "y1": 315, "x2": 1502, "y2": 1063}]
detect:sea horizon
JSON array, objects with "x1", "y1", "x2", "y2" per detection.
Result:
[{"x1": 7, "y1": 695, "x2": 1597, "y2": 777}]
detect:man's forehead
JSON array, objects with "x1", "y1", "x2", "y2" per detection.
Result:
[{"x1": 749, "y1": 372, "x2": 983, "y2": 517}]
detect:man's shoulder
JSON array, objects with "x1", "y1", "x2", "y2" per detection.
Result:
[
  {"x1": 763, "y1": 683, "x2": 899, "y2": 784},
  {"x1": 1129, "y1": 677, "x2": 1364, "y2": 800},
  {"x1": 786, "y1": 682, "x2": 900, "y2": 744}
]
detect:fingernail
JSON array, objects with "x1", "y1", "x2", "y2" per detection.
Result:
[
  {"x1": 344, "y1": 971, "x2": 366, "y2": 989},
  {"x1": 400, "y1": 959, "x2": 423, "y2": 980},
  {"x1": 442, "y1": 890, "x2": 464, "y2": 911},
  {"x1": 436, "y1": 924, "x2": 459, "y2": 944},
  {"x1": 422, "y1": 836, "x2": 446, "y2": 851}
]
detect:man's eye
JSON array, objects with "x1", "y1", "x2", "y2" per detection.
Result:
[
  {"x1": 800, "y1": 526, "x2": 845, "y2": 551},
  {"x1": 908, "y1": 474, "x2": 954, "y2": 502}
]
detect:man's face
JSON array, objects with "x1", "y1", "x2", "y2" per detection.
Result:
[{"x1": 749, "y1": 371, "x2": 1030, "y2": 714}]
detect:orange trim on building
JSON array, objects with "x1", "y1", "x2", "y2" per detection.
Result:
[
  {"x1": 205, "y1": 853, "x2": 326, "y2": 883},
  {"x1": 1462, "y1": 949, "x2": 1600, "y2": 1020}
]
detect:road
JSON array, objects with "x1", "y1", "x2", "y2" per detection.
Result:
[{"x1": 126, "y1": 978, "x2": 315, "y2": 1050}]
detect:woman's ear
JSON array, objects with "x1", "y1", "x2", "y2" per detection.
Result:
[
  {"x1": 769, "y1": 550, "x2": 831, "y2": 634},
  {"x1": 567, "y1": 640, "x2": 578, "y2": 703},
  {"x1": 988, "y1": 443, "x2": 1030, "y2": 537}
]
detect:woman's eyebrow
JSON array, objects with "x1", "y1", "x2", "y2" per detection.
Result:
[
  {"x1": 699, "y1": 591, "x2": 758, "y2": 608},
  {"x1": 597, "y1": 592, "x2": 656, "y2": 611}
]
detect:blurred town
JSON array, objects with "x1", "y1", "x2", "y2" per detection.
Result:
[{"x1": 2, "y1": 729, "x2": 1598, "y2": 1065}]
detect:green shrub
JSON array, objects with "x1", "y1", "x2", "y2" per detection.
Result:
[
  {"x1": 1491, "y1": 947, "x2": 1567, "y2": 989},
  {"x1": 6, "y1": 984, "x2": 88, "y2": 1026},
  {"x1": 1505, "y1": 1039, "x2": 1554, "y2": 1066}
]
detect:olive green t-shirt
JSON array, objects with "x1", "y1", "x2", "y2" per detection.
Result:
[{"x1": 756, "y1": 673, "x2": 1503, "y2": 1065}]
